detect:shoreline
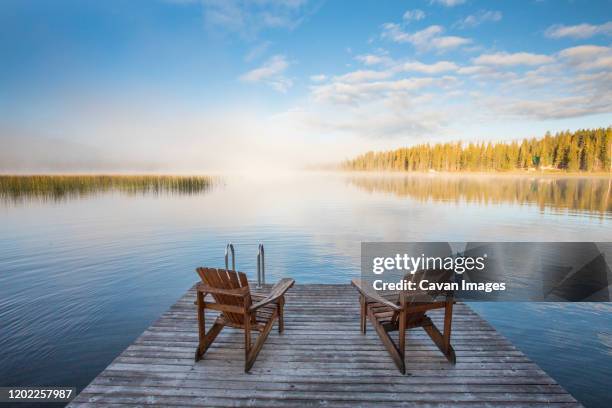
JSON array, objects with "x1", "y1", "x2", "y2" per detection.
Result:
[
  {"x1": 333, "y1": 169, "x2": 612, "y2": 179},
  {"x1": 1, "y1": 170, "x2": 610, "y2": 178}
]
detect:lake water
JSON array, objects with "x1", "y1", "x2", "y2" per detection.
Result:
[{"x1": 0, "y1": 172, "x2": 610, "y2": 407}]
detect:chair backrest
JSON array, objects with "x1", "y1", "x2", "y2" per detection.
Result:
[
  {"x1": 392, "y1": 268, "x2": 453, "y2": 327},
  {"x1": 397, "y1": 242, "x2": 454, "y2": 305},
  {"x1": 196, "y1": 267, "x2": 252, "y2": 326},
  {"x1": 401, "y1": 268, "x2": 454, "y2": 304}
]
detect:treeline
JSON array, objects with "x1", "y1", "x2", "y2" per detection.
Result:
[{"x1": 343, "y1": 127, "x2": 611, "y2": 173}]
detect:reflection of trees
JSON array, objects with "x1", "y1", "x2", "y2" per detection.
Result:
[
  {"x1": 0, "y1": 175, "x2": 217, "y2": 203},
  {"x1": 348, "y1": 175, "x2": 612, "y2": 214}
]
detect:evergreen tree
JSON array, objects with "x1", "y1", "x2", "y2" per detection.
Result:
[{"x1": 343, "y1": 127, "x2": 611, "y2": 173}]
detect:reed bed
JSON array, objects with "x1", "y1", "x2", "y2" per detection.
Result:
[{"x1": 0, "y1": 175, "x2": 217, "y2": 203}]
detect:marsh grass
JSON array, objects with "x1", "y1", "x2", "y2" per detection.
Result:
[{"x1": 0, "y1": 175, "x2": 217, "y2": 203}]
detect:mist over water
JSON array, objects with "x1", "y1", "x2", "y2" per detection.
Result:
[{"x1": 0, "y1": 172, "x2": 610, "y2": 407}]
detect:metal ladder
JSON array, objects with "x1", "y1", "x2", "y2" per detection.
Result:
[
  {"x1": 224, "y1": 242, "x2": 265, "y2": 288},
  {"x1": 257, "y1": 244, "x2": 265, "y2": 288}
]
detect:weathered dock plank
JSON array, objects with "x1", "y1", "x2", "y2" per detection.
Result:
[{"x1": 69, "y1": 284, "x2": 581, "y2": 407}]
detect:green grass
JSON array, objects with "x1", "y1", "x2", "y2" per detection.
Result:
[{"x1": 0, "y1": 175, "x2": 217, "y2": 202}]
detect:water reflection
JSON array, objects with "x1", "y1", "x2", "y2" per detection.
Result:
[
  {"x1": 597, "y1": 332, "x2": 612, "y2": 357},
  {"x1": 347, "y1": 173, "x2": 612, "y2": 215},
  {"x1": 471, "y1": 302, "x2": 612, "y2": 408},
  {"x1": 0, "y1": 175, "x2": 217, "y2": 203},
  {"x1": 0, "y1": 171, "x2": 610, "y2": 407}
]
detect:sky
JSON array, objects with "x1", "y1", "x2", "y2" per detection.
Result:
[{"x1": 1, "y1": 0, "x2": 611, "y2": 172}]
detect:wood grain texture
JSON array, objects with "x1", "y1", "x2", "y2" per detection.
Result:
[{"x1": 69, "y1": 284, "x2": 581, "y2": 407}]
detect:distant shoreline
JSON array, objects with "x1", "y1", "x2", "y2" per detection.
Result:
[
  {"x1": 1, "y1": 170, "x2": 610, "y2": 179},
  {"x1": 342, "y1": 127, "x2": 612, "y2": 175},
  {"x1": 334, "y1": 169, "x2": 612, "y2": 178}
]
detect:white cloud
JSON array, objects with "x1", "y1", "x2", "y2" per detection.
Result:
[
  {"x1": 455, "y1": 10, "x2": 502, "y2": 29},
  {"x1": 240, "y1": 55, "x2": 293, "y2": 92},
  {"x1": 558, "y1": 45, "x2": 609, "y2": 60},
  {"x1": 457, "y1": 65, "x2": 492, "y2": 75},
  {"x1": 244, "y1": 41, "x2": 272, "y2": 61},
  {"x1": 301, "y1": 22, "x2": 612, "y2": 144},
  {"x1": 223, "y1": 3, "x2": 611, "y2": 142},
  {"x1": 381, "y1": 22, "x2": 422, "y2": 43},
  {"x1": 355, "y1": 54, "x2": 393, "y2": 66},
  {"x1": 200, "y1": 0, "x2": 311, "y2": 38},
  {"x1": 282, "y1": 105, "x2": 449, "y2": 142},
  {"x1": 334, "y1": 70, "x2": 393, "y2": 83},
  {"x1": 240, "y1": 55, "x2": 288, "y2": 81},
  {"x1": 571, "y1": 71, "x2": 612, "y2": 95},
  {"x1": 311, "y1": 75, "x2": 458, "y2": 105},
  {"x1": 558, "y1": 45, "x2": 612, "y2": 71},
  {"x1": 429, "y1": 0, "x2": 466, "y2": 7},
  {"x1": 381, "y1": 23, "x2": 472, "y2": 52},
  {"x1": 310, "y1": 74, "x2": 327, "y2": 82},
  {"x1": 496, "y1": 96, "x2": 612, "y2": 120},
  {"x1": 473, "y1": 52, "x2": 555, "y2": 66},
  {"x1": 545, "y1": 22, "x2": 612, "y2": 39},
  {"x1": 291, "y1": 89, "x2": 457, "y2": 140},
  {"x1": 301, "y1": 41, "x2": 612, "y2": 142},
  {"x1": 355, "y1": 54, "x2": 458, "y2": 75},
  {"x1": 506, "y1": 65, "x2": 560, "y2": 88},
  {"x1": 433, "y1": 36, "x2": 472, "y2": 49},
  {"x1": 403, "y1": 9, "x2": 425, "y2": 22},
  {"x1": 401, "y1": 61, "x2": 459, "y2": 74}
]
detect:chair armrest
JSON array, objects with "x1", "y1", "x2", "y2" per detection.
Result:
[
  {"x1": 351, "y1": 279, "x2": 401, "y2": 311},
  {"x1": 249, "y1": 278, "x2": 295, "y2": 312},
  {"x1": 196, "y1": 282, "x2": 249, "y2": 297}
]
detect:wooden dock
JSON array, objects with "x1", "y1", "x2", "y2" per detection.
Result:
[{"x1": 69, "y1": 284, "x2": 581, "y2": 407}]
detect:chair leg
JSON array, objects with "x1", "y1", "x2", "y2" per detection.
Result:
[
  {"x1": 367, "y1": 304, "x2": 405, "y2": 374},
  {"x1": 277, "y1": 296, "x2": 285, "y2": 334},
  {"x1": 195, "y1": 292, "x2": 224, "y2": 361},
  {"x1": 398, "y1": 308, "x2": 406, "y2": 370},
  {"x1": 196, "y1": 291, "x2": 205, "y2": 357},
  {"x1": 443, "y1": 297, "x2": 453, "y2": 355},
  {"x1": 244, "y1": 312, "x2": 252, "y2": 371},
  {"x1": 196, "y1": 321, "x2": 224, "y2": 361},
  {"x1": 360, "y1": 295, "x2": 366, "y2": 334},
  {"x1": 422, "y1": 318, "x2": 456, "y2": 365},
  {"x1": 245, "y1": 309, "x2": 277, "y2": 372}
]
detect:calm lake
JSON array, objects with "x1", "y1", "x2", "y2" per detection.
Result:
[{"x1": 0, "y1": 172, "x2": 611, "y2": 407}]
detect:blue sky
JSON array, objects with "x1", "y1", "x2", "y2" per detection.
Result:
[{"x1": 1, "y1": 0, "x2": 611, "y2": 171}]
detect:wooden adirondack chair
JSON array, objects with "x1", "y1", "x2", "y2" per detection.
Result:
[
  {"x1": 351, "y1": 270, "x2": 456, "y2": 374},
  {"x1": 195, "y1": 267, "x2": 295, "y2": 372}
]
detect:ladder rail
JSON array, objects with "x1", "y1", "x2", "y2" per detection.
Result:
[
  {"x1": 222, "y1": 242, "x2": 264, "y2": 287},
  {"x1": 224, "y1": 243, "x2": 235, "y2": 272},
  {"x1": 256, "y1": 244, "x2": 265, "y2": 288}
]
